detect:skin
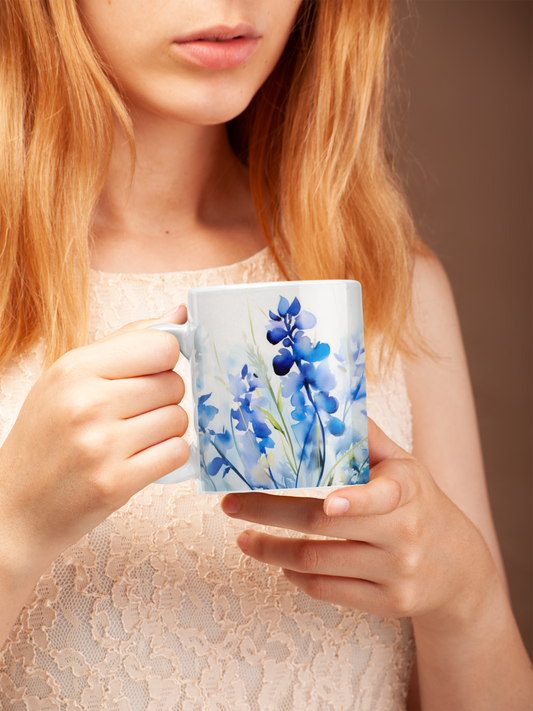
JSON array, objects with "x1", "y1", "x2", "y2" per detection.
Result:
[
  {"x1": 1, "y1": 0, "x2": 531, "y2": 708},
  {"x1": 78, "y1": 0, "x2": 302, "y2": 273}
]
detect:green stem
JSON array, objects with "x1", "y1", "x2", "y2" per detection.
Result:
[{"x1": 244, "y1": 343, "x2": 298, "y2": 473}]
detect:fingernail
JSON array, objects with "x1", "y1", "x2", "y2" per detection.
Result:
[
  {"x1": 222, "y1": 494, "x2": 241, "y2": 515},
  {"x1": 161, "y1": 303, "x2": 186, "y2": 319},
  {"x1": 237, "y1": 532, "x2": 249, "y2": 552},
  {"x1": 326, "y1": 497, "x2": 350, "y2": 517}
]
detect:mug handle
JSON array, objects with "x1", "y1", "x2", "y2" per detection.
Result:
[{"x1": 146, "y1": 322, "x2": 198, "y2": 485}]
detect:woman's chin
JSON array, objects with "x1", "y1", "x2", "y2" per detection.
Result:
[
  {"x1": 128, "y1": 88, "x2": 256, "y2": 127},
  {"x1": 184, "y1": 101, "x2": 253, "y2": 126}
]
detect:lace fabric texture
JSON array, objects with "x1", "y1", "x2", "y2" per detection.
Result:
[{"x1": 0, "y1": 249, "x2": 415, "y2": 711}]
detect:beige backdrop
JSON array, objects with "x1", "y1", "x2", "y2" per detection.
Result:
[{"x1": 394, "y1": 0, "x2": 532, "y2": 657}]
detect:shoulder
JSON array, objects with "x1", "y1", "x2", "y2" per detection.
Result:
[
  {"x1": 404, "y1": 250, "x2": 472, "y2": 457},
  {"x1": 405, "y1": 250, "x2": 471, "y2": 436},
  {"x1": 405, "y1": 250, "x2": 473, "y2": 387},
  {"x1": 410, "y1": 251, "x2": 460, "y2": 354}
]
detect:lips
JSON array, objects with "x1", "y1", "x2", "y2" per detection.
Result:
[
  {"x1": 172, "y1": 23, "x2": 261, "y2": 69},
  {"x1": 176, "y1": 23, "x2": 260, "y2": 43}
]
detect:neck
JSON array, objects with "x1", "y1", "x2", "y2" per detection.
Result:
[{"x1": 89, "y1": 111, "x2": 264, "y2": 273}]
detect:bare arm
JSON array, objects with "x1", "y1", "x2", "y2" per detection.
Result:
[
  {"x1": 404, "y1": 254, "x2": 531, "y2": 710},
  {"x1": 0, "y1": 310, "x2": 188, "y2": 651},
  {"x1": 221, "y1": 254, "x2": 533, "y2": 711}
]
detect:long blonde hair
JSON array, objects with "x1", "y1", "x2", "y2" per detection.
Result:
[{"x1": 0, "y1": 0, "x2": 426, "y2": 370}]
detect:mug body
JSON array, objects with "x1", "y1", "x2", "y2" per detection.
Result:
[{"x1": 187, "y1": 281, "x2": 368, "y2": 494}]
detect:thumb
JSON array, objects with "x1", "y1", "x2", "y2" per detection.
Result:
[
  {"x1": 98, "y1": 303, "x2": 188, "y2": 343},
  {"x1": 322, "y1": 419, "x2": 417, "y2": 517},
  {"x1": 367, "y1": 416, "x2": 412, "y2": 468}
]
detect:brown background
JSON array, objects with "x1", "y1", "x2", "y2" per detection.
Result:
[{"x1": 394, "y1": 0, "x2": 532, "y2": 657}]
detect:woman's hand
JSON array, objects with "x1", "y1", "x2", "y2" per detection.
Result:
[
  {"x1": 221, "y1": 418, "x2": 498, "y2": 624},
  {"x1": 221, "y1": 260, "x2": 533, "y2": 710},
  {"x1": 0, "y1": 306, "x2": 189, "y2": 592}
]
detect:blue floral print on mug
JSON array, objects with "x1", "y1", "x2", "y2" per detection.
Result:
[{"x1": 193, "y1": 291, "x2": 368, "y2": 493}]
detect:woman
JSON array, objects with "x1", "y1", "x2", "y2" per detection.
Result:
[{"x1": 0, "y1": 0, "x2": 531, "y2": 709}]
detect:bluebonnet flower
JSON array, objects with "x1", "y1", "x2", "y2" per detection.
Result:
[
  {"x1": 228, "y1": 364, "x2": 277, "y2": 487},
  {"x1": 267, "y1": 296, "x2": 345, "y2": 485},
  {"x1": 206, "y1": 428, "x2": 234, "y2": 477},
  {"x1": 197, "y1": 394, "x2": 233, "y2": 478},
  {"x1": 321, "y1": 331, "x2": 369, "y2": 486},
  {"x1": 267, "y1": 297, "x2": 331, "y2": 376},
  {"x1": 228, "y1": 366, "x2": 274, "y2": 449},
  {"x1": 197, "y1": 294, "x2": 367, "y2": 492},
  {"x1": 196, "y1": 392, "x2": 265, "y2": 488},
  {"x1": 198, "y1": 369, "x2": 278, "y2": 489},
  {"x1": 198, "y1": 393, "x2": 218, "y2": 431},
  {"x1": 335, "y1": 332, "x2": 366, "y2": 405}
]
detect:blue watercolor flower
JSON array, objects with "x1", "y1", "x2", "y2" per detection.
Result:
[
  {"x1": 198, "y1": 393, "x2": 218, "y2": 430},
  {"x1": 266, "y1": 295, "x2": 345, "y2": 485},
  {"x1": 267, "y1": 297, "x2": 331, "y2": 377},
  {"x1": 197, "y1": 294, "x2": 367, "y2": 492},
  {"x1": 229, "y1": 365, "x2": 276, "y2": 474}
]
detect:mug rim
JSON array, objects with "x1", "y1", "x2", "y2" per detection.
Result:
[{"x1": 189, "y1": 279, "x2": 361, "y2": 295}]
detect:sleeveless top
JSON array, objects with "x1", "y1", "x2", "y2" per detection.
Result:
[{"x1": 0, "y1": 248, "x2": 415, "y2": 711}]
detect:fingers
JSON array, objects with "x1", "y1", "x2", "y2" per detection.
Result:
[
  {"x1": 222, "y1": 492, "x2": 388, "y2": 544},
  {"x1": 222, "y1": 455, "x2": 420, "y2": 539},
  {"x1": 61, "y1": 304, "x2": 189, "y2": 381},
  {"x1": 323, "y1": 458, "x2": 420, "y2": 518},
  {"x1": 124, "y1": 436, "x2": 191, "y2": 492},
  {"x1": 223, "y1": 492, "x2": 346, "y2": 535},
  {"x1": 120, "y1": 404, "x2": 189, "y2": 458},
  {"x1": 321, "y1": 419, "x2": 419, "y2": 518},
  {"x1": 70, "y1": 328, "x2": 182, "y2": 380},
  {"x1": 96, "y1": 304, "x2": 188, "y2": 343},
  {"x1": 109, "y1": 370, "x2": 185, "y2": 419},
  {"x1": 282, "y1": 569, "x2": 384, "y2": 612},
  {"x1": 236, "y1": 530, "x2": 388, "y2": 582},
  {"x1": 220, "y1": 421, "x2": 439, "y2": 618}
]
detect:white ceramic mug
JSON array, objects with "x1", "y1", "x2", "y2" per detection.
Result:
[{"x1": 148, "y1": 280, "x2": 368, "y2": 493}]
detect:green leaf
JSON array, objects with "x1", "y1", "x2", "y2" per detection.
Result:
[
  {"x1": 276, "y1": 384, "x2": 283, "y2": 413},
  {"x1": 257, "y1": 407, "x2": 284, "y2": 434},
  {"x1": 246, "y1": 297, "x2": 256, "y2": 344}
]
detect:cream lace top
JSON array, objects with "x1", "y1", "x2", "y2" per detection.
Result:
[{"x1": 0, "y1": 248, "x2": 415, "y2": 711}]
